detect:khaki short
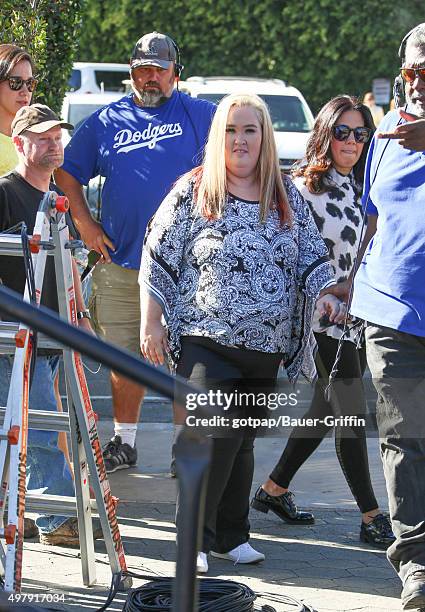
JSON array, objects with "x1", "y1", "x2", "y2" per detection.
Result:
[{"x1": 89, "y1": 262, "x2": 141, "y2": 354}]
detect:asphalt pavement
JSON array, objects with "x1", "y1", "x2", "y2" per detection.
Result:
[{"x1": 14, "y1": 413, "x2": 404, "y2": 612}]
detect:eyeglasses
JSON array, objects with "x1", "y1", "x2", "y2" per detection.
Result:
[
  {"x1": 2, "y1": 76, "x2": 38, "y2": 92},
  {"x1": 400, "y1": 67, "x2": 425, "y2": 84},
  {"x1": 332, "y1": 124, "x2": 372, "y2": 144}
]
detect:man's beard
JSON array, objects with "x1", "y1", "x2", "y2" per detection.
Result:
[
  {"x1": 407, "y1": 95, "x2": 425, "y2": 118},
  {"x1": 137, "y1": 89, "x2": 167, "y2": 107},
  {"x1": 40, "y1": 154, "x2": 64, "y2": 170}
]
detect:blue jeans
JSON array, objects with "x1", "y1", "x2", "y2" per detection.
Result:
[
  {"x1": 0, "y1": 355, "x2": 75, "y2": 533},
  {"x1": 366, "y1": 324, "x2": 425, "y2": 584}
]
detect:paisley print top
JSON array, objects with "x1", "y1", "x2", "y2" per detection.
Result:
[
  {"x1": 139, "y1": 175, "x2": 334, "y2": 382},
  {"x1": 294, "y1": 169, "x2": 363, "y2": 343}
]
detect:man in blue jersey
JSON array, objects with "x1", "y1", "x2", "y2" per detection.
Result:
[
  {"x1": 350, "y1": 24, "x2": 425, "y2": 611},
  {"x1": 55, "y1": 32, "x2": 215, "y2": 474}
]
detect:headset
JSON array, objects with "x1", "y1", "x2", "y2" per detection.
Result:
[
  {"x1": 166, "y1": 35, "x2": 184, "y2": 79},
  {"x1": 393, "y1": 22, "x2": 425, "y2": 108}
]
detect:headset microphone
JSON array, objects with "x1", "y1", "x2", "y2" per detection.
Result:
[{"x1": 393, "y1": 75, "x2": 404, "y2": 109}]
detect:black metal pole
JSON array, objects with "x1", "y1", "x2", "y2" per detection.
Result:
[
  {"x1": 0, "y1": 285, "x2": 194, "y2": 401},
  {"x1": 173, "y1": 430, "x2": 211, "y2": 612}
]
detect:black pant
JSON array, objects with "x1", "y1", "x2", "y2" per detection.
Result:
[
  {"x1": 176, "y1": 336, "x2": 282, "y2": 553},
  {"x1": 270, "y1": 333, "x2": 378, "y2": 514}
]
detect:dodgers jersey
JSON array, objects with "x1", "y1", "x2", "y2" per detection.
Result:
[{"x1": 62, "y1": 90, "x2": 215, "y2": 269}]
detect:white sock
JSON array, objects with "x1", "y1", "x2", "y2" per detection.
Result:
[
  {"x1": 114, "y1": 422, "x2": 137, "y2": 447},
  {"x1": 172, "y1": 424, "x2": 183, "y2": 446}
]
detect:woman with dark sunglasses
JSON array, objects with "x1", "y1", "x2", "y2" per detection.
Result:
[
  {"x1": 0, "y1": 44, "x2": 36, "y2": 176},
  {"x1": 252, "y1": 95, "x2": 395, "y2": 549}
]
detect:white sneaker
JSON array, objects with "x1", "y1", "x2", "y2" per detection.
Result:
[
  {"x1": 211, "y1": 542, "x2": 265, "y2": 564},
  {"x1": 196, "y1": 552, "x2": 208, "y2": 573}
]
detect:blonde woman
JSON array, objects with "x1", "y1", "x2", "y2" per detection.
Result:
[{"x1": 139, "y1": 93, "x2": 340, "y2": 573}]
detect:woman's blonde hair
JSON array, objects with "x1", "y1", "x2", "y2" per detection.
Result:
[{"x1": 186, "y1": 93, "x2": 291, "y2": 225}]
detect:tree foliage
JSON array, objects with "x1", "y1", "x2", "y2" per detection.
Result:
[
  {"x1": 76, "y1": 0, "x2": 423, "y2": 112},
  {"x1": 0, "y1": 0, "x2": 84, "y2": 115}
]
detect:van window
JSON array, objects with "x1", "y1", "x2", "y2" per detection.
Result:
[
  {"x1": 68, "y1": 69, "x2": 82, "y2": 93},
  {"x1": 197, "y1": 93, "x2": 313, "y2": 133},
  {"x1": 94, "y1": 70, "x2": 128, "y2": 93}
]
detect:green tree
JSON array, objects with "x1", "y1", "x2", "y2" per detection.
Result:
[
  {"x1": 0, "y1": 0, "x2": 84, "y2": 114},
  {"x1": 76, "y1": 0, "x2": 424, "y2": 112}
]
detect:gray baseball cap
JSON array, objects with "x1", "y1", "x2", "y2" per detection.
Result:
[{"x1": 130, "y1": 31, "x2": 176, "y2": 70}]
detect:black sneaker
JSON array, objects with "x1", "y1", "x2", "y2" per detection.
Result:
[
  {"x1": 102, "y1": 435, "x2": 137, "y2": 473},
  {"x1": 360, "y1": 513, "x2": 395, "y2": 550}
]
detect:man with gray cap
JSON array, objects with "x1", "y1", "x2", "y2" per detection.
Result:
[
  {"x1": 0, "y1": 103, "x2": 102, "y2": 546},
  {"x1": 56, "y1": 32, "x2": 215, "y2": 474}
]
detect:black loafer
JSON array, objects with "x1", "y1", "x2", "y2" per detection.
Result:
[
  {"x1": 360, "y1": 513, "x2": 395, "y2": 550},
  {"x1": 401, "y1": 570, "x2": 425, "y2": 610},
  {"x1": 250, "y1": 486, "x2": 314, "y2": 524}
]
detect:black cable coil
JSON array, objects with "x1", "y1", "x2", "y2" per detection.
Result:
[{"x1": 122, "y1": 578, "x2": 272, "y2": 612}]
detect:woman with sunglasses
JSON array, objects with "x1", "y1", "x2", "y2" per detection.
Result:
[
  {"x1": 252, "y1": 95, "x2": 395, "y2": 549},
  {"x1": 0, "y1": 44, "x2": 37, "y2": 177}
]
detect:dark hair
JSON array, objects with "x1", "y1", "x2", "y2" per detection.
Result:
[
  {"x1": 0, "y1": 44, "x2": 35, "y2": 81},
  {"x1": 293, "y1": 95, "x2": 375, "y2": 195}
]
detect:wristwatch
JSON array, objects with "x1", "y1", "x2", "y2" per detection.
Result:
[{"x1": 77, "y1": 309, "x2": 91, "y2": 321}]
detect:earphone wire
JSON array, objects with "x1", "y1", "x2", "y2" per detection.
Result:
[{"x1": 167, "y1": 35, "x2": 202, "y2": 160}]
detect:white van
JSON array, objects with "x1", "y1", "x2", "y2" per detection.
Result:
[
  {"x1": 61, "y1": 92, "x2": 124, "y2": 145},
  {"x1": 179, "y1": 76, "x2": 314, "y2": 171},
  {"x1": 68, "y1": 62, "x2": 129, "y2": 94}
]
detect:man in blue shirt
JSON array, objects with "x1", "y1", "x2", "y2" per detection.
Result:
[
  {"x1": 56, "y1": 32, "x2": 215, "y2": 474},
  {"x1": 350, "y1": 24, "x2": 425, "y2": 611}
]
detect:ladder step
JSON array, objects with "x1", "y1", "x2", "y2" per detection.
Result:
[
  {"x1": 3, "y1": 495, "x2": 98, "y2": 517},
  {"x1": 0, "y1": 408, "x2": 69, "y2": 432},
  {"x1": 0, "y1": 322, "x2": 63, "y2": 353},
  {"x1": 25, "y1": 494, "x2": 98, "y2": 517},
  {"x1": 0, "y1": 233, "x2": 54, "y2": 256}
]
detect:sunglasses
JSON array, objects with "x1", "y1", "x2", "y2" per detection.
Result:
[
  {"x1": 3, "y1": 76, "x2": 38, "y2": 92},
  {"x1": 400, "y1": 67, "x2": 425, "y2": 84},
  {"x1": 332, "y1": 124, "x2": 372, "y2": 144}
]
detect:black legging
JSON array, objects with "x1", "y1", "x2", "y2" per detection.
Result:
[
  {"x1": 176, "y1": 336, "x2": 282, "y2": 553},
  {"x1": 270, "y1": 333, "x2": 378, "y2": 514}
]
